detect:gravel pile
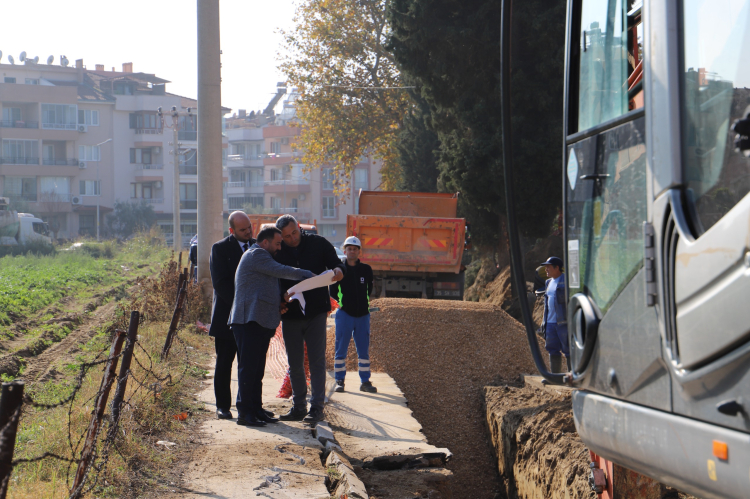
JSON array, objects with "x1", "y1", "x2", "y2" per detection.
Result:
[{"x1": 326, "y1": 298, "x2": 538, "y2": 497}]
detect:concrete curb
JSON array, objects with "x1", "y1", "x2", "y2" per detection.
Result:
[{"x1": 326, "y1": 450, "x2": 369, "y2": 499}]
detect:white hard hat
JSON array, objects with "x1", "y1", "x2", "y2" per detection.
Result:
[{"x1": 343, "y1": 236, "x2": 361, "y2": 248}]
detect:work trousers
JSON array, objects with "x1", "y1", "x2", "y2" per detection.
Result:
[
  {"x1": 232, "y1": 321, "x2": 275, "y2": 417},
  {"x1": 213, "y1": 335, "x2": 237, "y2": 411},
  {"x1": 334, "y1": 310, "x2": 371, "y2": 382},
  {"x1": 282, "y1": 312, "x2": 327, "y2": 411},
  {"x1": 544, "y1": 322, "x2": 570, "y2": 357}
]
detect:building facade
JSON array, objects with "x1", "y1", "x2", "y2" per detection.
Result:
[{"x1": 0, "y1": 58, "x2": 227, "y2": 246}]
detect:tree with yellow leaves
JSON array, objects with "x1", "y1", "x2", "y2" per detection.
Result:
[{"x1": 279, "y1": 0, "x2": 410, "y2": 193}]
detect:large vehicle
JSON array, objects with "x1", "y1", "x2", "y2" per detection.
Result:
[
  {"x1": 502, "y1": 0, "x2": 750, "y2": 497},
  {"x1": 246, "y1": 215, "x2": 317, "y2": 238},
  {"x1": 347, "y1": 191, "x2": 467, "y2": 299},
  {"x1": 0, "y1": 198, "x2": 51, "y2": 246}
]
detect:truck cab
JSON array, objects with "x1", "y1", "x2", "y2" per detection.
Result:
[{"x1": 17, "y1": 213, "x2": 51, "y2": 245}]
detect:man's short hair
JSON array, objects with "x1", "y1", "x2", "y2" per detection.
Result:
[
  {"x1": 276, "y1": 214, "x2": 298, "y2": 230},
  {"x1": 257, "y1": 226, "x2": 281, "y2": 243}
]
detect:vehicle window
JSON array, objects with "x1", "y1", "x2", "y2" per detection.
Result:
[
  {"x1": 681, "y1": 0, "x2": 750, "y2": 233},
  {"x1": 566, "y1": 118, "x2": 647, "y2": 314},
  {"x1": 576, "y1": 0, "x2": 643, "y2": 132}
]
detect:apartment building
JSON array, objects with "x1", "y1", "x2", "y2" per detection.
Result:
[
  {"x1": 224, "y1": 90, "x2": 382, "y2": 246},
  {"x1": 0, "y1": 57, "x2": 227, "y2": 245}
]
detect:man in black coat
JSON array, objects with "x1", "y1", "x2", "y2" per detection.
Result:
[
  {"x1": 274, "y1": 215, "x2": 345, "y2": 423},
  {"x1": 209, "y1": 211, "x2": 255, "y2": 420}
]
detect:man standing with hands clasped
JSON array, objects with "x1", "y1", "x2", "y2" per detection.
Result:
[
  {"x1": 209, "y1": 211, "x2": 256, "y2": 420},
  {"x1": 274, "y1": 215, "x2": 345, "y2": 423},
  {"x1": 330, "y1": 236, "x2": 377, "y2": 393},
  {"x1": 229, "y1": 226, "x2": 313, "y2": 427}
]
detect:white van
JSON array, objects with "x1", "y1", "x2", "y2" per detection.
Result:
[{"x1": 17, "y1": 213, "x2": 51, "y2": 245}]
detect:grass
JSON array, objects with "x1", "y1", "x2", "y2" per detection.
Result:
[
  {"x1": 0, "y1": 231, "x2": 171, "y2": 326},
  {"x1": 1, "y1": 230, "x2": 213, "y2": 498}
]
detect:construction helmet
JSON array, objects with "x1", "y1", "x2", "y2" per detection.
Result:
[{"x1": 343, "y1": 236, "x2": 361, "y2": 248}]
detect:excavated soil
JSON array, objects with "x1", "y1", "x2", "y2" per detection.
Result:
[
  {"x1": 485, "y1": 383, "x2": 595, "y2": 499},
  {"x1": 327, "y1": 298, "x2": 538, "y2": 498}
]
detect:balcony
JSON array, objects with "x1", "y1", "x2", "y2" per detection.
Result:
[
  {"x1": 0, "y1": 157, "x2": 40, "y2": 165},
  {"x1": 134, "y1": 128, "x2": 163, "y2": 135},
  {"x1": 135, "y1": 164, "x2": 164, "y2": 170},
  {"x1": 0, "y1": 121, "x2": 39, "y2": 129},
  {"x1": 41, "y1": 122, "x2": 78, "y2": 131},
  {"x1": 178, "y1": 131, "x2": 197, "y2": 141},
  {"x1": 42, "y1": 158, "x2": 79, "y2": 166},
  {"x1": 265, "y1": 178, "x2": 309, "y2": 186},
  {"x1": 129, "y1": 197, "x2": 165, "y2": 205},
  {"x1": 180, "y1": 200, "x2": 197, "y2": 209}
]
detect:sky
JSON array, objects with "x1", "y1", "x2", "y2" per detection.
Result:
[{"x1": 0, "y1": 0, "x2": 297, "y2": 113}]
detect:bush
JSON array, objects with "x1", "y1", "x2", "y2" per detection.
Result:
[
  {"x1": 79, "y1": 240, "x2": 116, "y2": 259},
  {"x1": 0, "y1": 241, "x2": 56, "y2": 259}
]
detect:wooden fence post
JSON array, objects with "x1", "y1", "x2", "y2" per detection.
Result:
[
  {"x1": 109, "y1": 312, "x2": 140, "y2": 435},
  {"x1": 0, "y1": 382, "x2": 24, "y2": 499},
  {"x1": 162, "y1": 282, "x2": 187, "y2": 360},
  {"x1": 176, "y1": 272, "x2": 185, "y2": 305},
  {"x1": 69, "y1": 330, "x2": 127, "y2": 499}
]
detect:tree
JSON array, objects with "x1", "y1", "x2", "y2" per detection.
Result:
[
  {"x1": 280, "y1": 0, "x2": 411, "y2": 192},
  {"x1": 39, "y1": 191, "x2": 69, "y2": 240},
  {"x1": 388, "y1": 0, "x2": 566, "y2": 250},
  {"x1": 396, "y1": 91, "x2": 441, "y2": 192},
  {"x1": 106, "y1": 200, "x2": 156, "y2": 238}
]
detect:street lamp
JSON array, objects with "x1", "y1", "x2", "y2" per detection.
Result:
[{"x1": 94, "y1": 138, "x2": 112, "y2": 241}]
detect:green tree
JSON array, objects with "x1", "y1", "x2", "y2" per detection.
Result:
[
  {"x1": 388, "y1": 0, "x2": 566, "y2": 250},
  {"x1": 396, "y1": 91, "x2": 441, "y2": 192},
  {"x1": 280, "y1": 0, "x2": 411, "y2": 192},
  {"x1": 106, "y1": 200, "x2": 156, "y2": 238}
]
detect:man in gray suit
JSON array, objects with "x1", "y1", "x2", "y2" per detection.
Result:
[{"x1": 229, "y1": 226, "x2": 314, "y2": 427}]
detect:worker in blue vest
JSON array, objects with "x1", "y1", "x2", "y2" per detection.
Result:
[{"x1": 330, "y1": 236, "x2": 377, "y2": 393}]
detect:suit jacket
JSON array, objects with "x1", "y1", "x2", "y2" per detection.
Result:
[
  {"x1": 208, "y1": 234, "x2": 255, "y2": 338},
  {"x1": 229, "y1": 243, "x2": 313, "y2": 330}
]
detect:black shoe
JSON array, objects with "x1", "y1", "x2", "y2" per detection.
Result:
[
  {"x1": 255, "y1": 409, "x2": 279, "y2": 424},
  {"x1": 216, "y1": 408, "x2": 233, "y2": 420},
  {"x1": 303, "y1": 407, "x2": 325, "y2": 423},
  {"x1": 334, "y1": 380, "x2": 345, "y2": 392},
  {"x1": 279, "y1": 406, "x2": 308, "y2": 421},
  {"x1": 360, "y1": 382, "x2": 377, "y2": 393},
  {"x1": 261, "y1": 408, "x2": 275, "y2": 418},
  {"x1": 236, "y1": 413, "x2": 267, "y2": 427}
]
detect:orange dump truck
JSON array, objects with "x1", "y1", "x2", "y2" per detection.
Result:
[
  {"x1": 347, "y1": 191, "x2": 467, "y2": 300},
  {"x1": 246, "y1": 215, "x2": 317, "y2": 238}
]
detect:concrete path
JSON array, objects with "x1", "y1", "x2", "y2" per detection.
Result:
[
  {"x1": 177, "y1": 364, "x2": 330, "y2": 499},
  {"x1": 323, "y1": 373, "x2": 450, "y2": 461}
]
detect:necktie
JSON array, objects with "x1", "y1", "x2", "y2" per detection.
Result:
[{"x1": 242, "y1": 243, "x2": 249, "y2": 252}]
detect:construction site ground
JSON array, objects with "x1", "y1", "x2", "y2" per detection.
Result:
[{"x1": 160, "y1": 297, "x2": 697, "y2": 499}]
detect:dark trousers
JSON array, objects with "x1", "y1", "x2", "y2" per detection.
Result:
[
  {"x1": 282, "y1": 312, "x2": 328, "y2": 411},
  {"x1": 213, "y1": 335, "x2": 237, "y2": 411},
  {"x1": 232, "y1": 321, "x2": 276, "y2": 417}
]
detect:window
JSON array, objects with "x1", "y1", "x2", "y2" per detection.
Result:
[
  {"x1": 2, "y1": 108, "x2": 21, "y2": 123},
  {"x1": 271, "y1": 197, "x2": 281, "y2": 210},
  {"x1": 290, "y1": 198, "x2": 298, "y2": 212},
  {"x1": 130, "y1": 182, "x2": 154, "y2": 199},
  {"x1": 249, "y1": 169, "x2": 264, "y2": 187},
  {"x1": 318, "y1": 224, "x2": 346, "y2": 238},
  {"x1": 565, "y1": 119, "x2": 646, "y2": 313},
  {"x1": 179, "y1": 150, "x2": 197, "y2": 174},
  {"x1": 180, "y1": 183, "x2": 197, "y2": 209},
  {"x1": 129, "y1": 113, "x2": 160, "y2": 130},
  {"x1": 574, "y1": 0, "x2": 630, "y2": 132},
  {"x1": 3, "y1": 77, "x2": 16, "y2": 84},
  {"x1": 79, "y1": 214, "x2": 95, "y2": 235},
  {"x1": 40, "y1": 177, "x2": 70, "y2": 196},
  {"x1": 2, "y1": 139, "x2": 38, "y2": 164},
  {"x1": 354, "y1": 168, "x2": 368, "y2": 190},
  {"x1": 680, "y1": 0, "x2": 750, "y2": 233},
  {"x1": 270, "y1": 142, "x2": 281, "y2": 154},
  {"x1": 78, "y1": 145, "x2": 101, "y2": 161},
  {"x1": 270, "y1": 169, "x2": 283, "y2": 181},
  {"x1": 114, "y1": 83, "x2": 133, "y2": 95},
  {"x1": 78, "y1": 109, "x2": 99, "y2": 126},
  {"x1": 322, "y1": 196, "x2": 336, "y2": 218},
  {"x1": 228, "y1": 196, "x2": 263, "y2": 210},
  {"x1": 79, "y1": 180, "x2": 101, "y2": 196},
  {"x1": 233, "y1": 144, "x2": 246, "y2": 157},
  {"x1": 3, "y1": 177, "x2": 37, "y2": 201},
  {"x1": 322, "y1": 168, "x2": 334, "y2": 190},
  {"x1": 42, "y1": 104, "x2": 77, "y2": 129},
  {"x1": 25, "y1": 79, "x2": 39, "y2": 85},
  {"x1": 230, "y1": 170, "x2": 246, "y2": 183},
  {"x1": 130, "y1": 148, "x2": 153, "y2": 165}
]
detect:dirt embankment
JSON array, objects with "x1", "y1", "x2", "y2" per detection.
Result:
[
  {"x1": 485, "y1": 383, "x2": 595, "y2": 499},
  {"x1": 327, "y1": 298, "x2": 539, "y2": 498}
]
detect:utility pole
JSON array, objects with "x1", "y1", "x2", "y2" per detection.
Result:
[
  {"x1": 158, "y1": 106, "x2": 194, "y2": 252},
  {"x1": 94, "y1": 138, "x2": 112, "y2": 242},
  {"x1": 197, "y1": 0, "x2": 224, "y2": 284}
]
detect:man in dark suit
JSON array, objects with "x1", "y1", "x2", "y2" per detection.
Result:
[
  {"x1": 209, "y1": 211, "x2": 255, "y2": 420},
  {"x1": 229, "y1": 226, "x2": 313, "y2": 427}
]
